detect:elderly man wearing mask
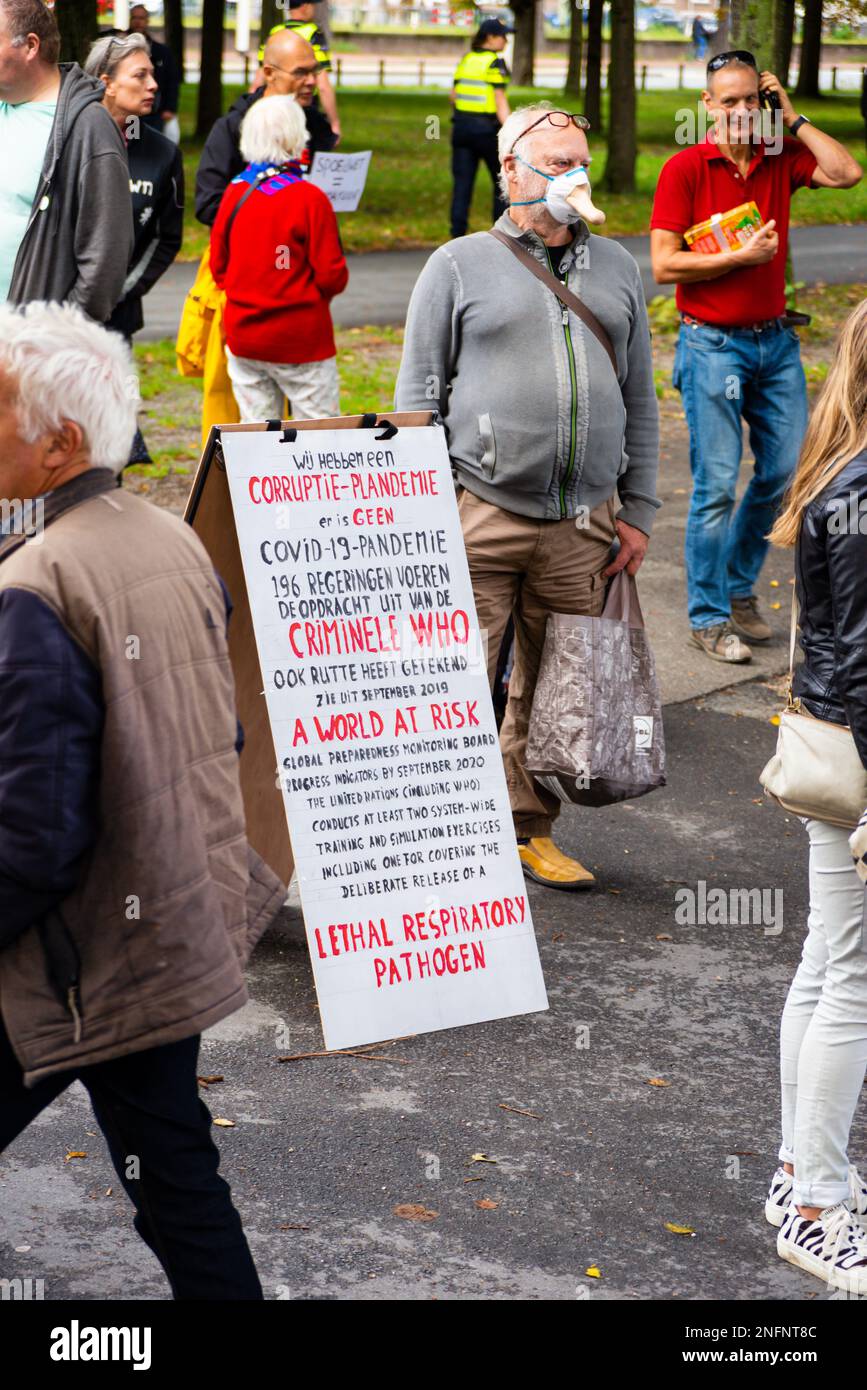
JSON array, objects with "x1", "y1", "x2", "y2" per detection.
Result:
[{"x1": 395, "y1": 102, "x2": 660, "y2": 893}]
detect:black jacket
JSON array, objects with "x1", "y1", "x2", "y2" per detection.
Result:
[
  {"x1": 106, "y1": 123, "x2": 184, "y2": 339},
  {"x1": 793, "y1": 447, "x2": 867, "y2": 769},
  {"x1": 194, "y1": 89, "x2": 336, "y2": 226}
]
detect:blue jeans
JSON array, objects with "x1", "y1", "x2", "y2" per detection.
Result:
[{"x1": 673, "y1": 320, "x2": 807, "y2": 629}]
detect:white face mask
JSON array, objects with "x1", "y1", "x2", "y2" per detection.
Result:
[
  {"x1": 546, "y1": 167, "x2": 606, "y2": 226},
  {"x1": 511, "y1": 159, "x2": 606, "y2": 226}
]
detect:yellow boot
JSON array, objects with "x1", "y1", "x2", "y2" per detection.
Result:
[{"x1": 517, "y1": 837, "x2": 597, "y2": 891}]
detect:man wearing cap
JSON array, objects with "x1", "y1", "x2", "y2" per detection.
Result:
[
  {"x1": 650, "y1": 51, "x2": 861, "y2": 664},
  {"x1": 257, "y1": 0, "x2": 340, "y2": 143},
  {"x1": 450, "y1": 18, "x2": 512, "y2": 239}
]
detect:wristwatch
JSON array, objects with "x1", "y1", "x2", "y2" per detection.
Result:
[{"x1": 789, "y1": 115, "x2": 811, "y2": 136}]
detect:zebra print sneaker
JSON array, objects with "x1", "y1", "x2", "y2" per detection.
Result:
[
  {"x1": 765, "y1": 1164, "x2": 867, "y2": 1228},
  {"x1": 777, "y1": 1201, "x2": 867, "y2": 1293}
]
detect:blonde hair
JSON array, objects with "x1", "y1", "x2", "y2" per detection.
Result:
[{"x1": 770, "y1": 300, "x2": 867, "y2": 547}]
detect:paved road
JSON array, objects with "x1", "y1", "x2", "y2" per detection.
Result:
[
  {"x1": 0, "y1": 355, "x2": 839, "y2": 1302},
  {"x1": 1, "y1": 686, "x2": 837, "y2": 1302},
  {"x1": 141, "y1": 223, "x2": 867, "y2": 342}
]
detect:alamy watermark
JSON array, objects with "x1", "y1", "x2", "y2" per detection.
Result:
[{"x1": 674, "y1": 880, "x2": 783, "y2": 936}]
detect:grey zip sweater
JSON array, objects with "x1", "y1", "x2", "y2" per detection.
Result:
[
  {"x1": 394, "y1": 211, "x2": 661, "y2": 534},
  {"x1": 6, "y1": 64, "x2": 132, "y2": 323}
]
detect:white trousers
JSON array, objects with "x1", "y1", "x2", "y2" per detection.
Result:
[
  {"x1": 779, "y1": 817, "x2": 867, "y2": 1207},
  {"x1": 225, "y1": 349, "x2": 340, "y2": 423}
]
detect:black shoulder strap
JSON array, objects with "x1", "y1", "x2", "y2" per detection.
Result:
[
  {"x1": 488, "y1": 227, "x2": 619, "y2": 379},
  {"x1": 224, "y1": 172, "x2": 267, "y2": 246}
]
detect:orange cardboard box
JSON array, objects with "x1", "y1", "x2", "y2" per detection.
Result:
[{"x1": 685, "y1": 201, "x2": 764, "y2": 254}]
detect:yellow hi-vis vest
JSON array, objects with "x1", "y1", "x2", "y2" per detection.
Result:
[
  {"x1": 452, "y1": 50, "x2": 509, "y2": 116},
  {"x1": 258, "y1": 20, "x2": 331, "y2": 67}
]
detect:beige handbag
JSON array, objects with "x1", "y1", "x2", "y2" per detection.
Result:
[{"x1": 760, "y1": 593, "x2": 867, "y2": 829}]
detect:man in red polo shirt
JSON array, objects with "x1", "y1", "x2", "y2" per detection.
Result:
[{"x1": 651, "y1": 51, "x2": 861, "y2": 663}]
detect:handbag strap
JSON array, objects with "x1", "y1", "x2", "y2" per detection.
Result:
[
  {"x1": 601, "y1": 568, "x2": 646, "y2": 629},
  {"x1": 224, "y1": 169, "x2": 271, "y2": 247},
  {"x1": 787, "y1": 588, "x2": 800, "y2": 708},
  {"x1": 487, "y1": 228, "x2": 619, "y2": 379}
]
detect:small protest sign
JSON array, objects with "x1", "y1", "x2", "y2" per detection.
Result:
[{"x1": 307, "y1": 150, "x2": 372, "y2": 212}]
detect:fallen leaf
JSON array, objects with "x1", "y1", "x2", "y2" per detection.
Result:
[
  {"x1": 647, "y1": 1078, "x2": 670, "y2": 1087},
  {"x1": 14, "y1": 1245, "x2": 31, "y2": 1253},
  {"x1": 197, "y1": 1074, "x2": 224, "y2": 1086},
  {"x1": 770, "y1": 714, "x2": 781, "y2": 726},
  {"x1": 393, "y1": 1203, "x2": 437, "y2": 1221},
  {"x1": 664, "y1": 1221, "x2": 695, "y2": 1235},
  {"x1": 65, "y1": 1151, "x2": 87, "y2": 1162},
  {"x1": 475, "y1": 1198, "x2": 499, "y2": 1210},
  {"x1": 213, "y1": 1118, "x2": 236, "y2": 1128},
  {"x1": 468, "y1": 1152, "x2": 498, "y2": 1164},
  {"x1": 278, "y1": 1223, "x2": 310, "y2": 1231},
  {"x1": 105, "y1": 1188, "x2": 112, "y2": 1197},
  {"x1": 608, "y1": 888, "x2": 622, "y2": 895},
  {"x1": 464, "y1": 1176, "x2": 484, "y2": 1183},
  {"x1": 585, "y1": 1265, "x2": 602, "y2": 1278},
  {"x1": 770, "y1": 579, "x2": 780, "y2": 588},
  {"x1": 655, "y1": 933, "x2": 672, "y2": 941},
  {"x1": 770, "y1": 602, "x2": 781, "y2": 610}
]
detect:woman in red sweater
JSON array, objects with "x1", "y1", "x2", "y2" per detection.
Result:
[{"x1": 210, "y1": 94, "x2": 348, "y2": 421}]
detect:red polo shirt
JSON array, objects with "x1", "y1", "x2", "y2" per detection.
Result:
[{"x1": 650, "y1": 135, "x2": 817, "y2": 326}]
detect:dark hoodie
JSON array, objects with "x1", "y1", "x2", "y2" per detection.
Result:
[
  {"x1": 7, "y1": 64, "x2": 133, "y2": 323},
  {"x1": 194, "y1": 88, "x2": 336, "y2": 226}
]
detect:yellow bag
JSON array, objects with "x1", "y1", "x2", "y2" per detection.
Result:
[{"x1": 175, "y1": 247, "x2": 240, "y2": 446}]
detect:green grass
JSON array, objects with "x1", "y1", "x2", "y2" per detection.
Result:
[{"x1": 177, "y1": 84, "x2": 867, "y2": 259}]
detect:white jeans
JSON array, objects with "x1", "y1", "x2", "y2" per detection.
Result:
[
  {"x1": 225, "y1": 349, "x2": 340, "y2": 423},
  {"x1": 779, "y1": 817, "x2": 867, "y2": 1207}
]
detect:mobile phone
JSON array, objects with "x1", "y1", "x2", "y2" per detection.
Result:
[{"x1": 760, "y1": 86, "x2": 782, "y2": 112}]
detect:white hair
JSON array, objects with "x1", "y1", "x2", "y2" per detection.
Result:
[
  {"x1": 83, "y1": 31, "x2": 150, "y2": 82},
  {"x1": 0, "y1": 302, "x2": 138, "y2": 472},
  {"x1": 240, "y1": 94, "x2": 307, "y2": 165},
  {"x1": 497, "y1": 101, "x2": 558, "y2": 199}
]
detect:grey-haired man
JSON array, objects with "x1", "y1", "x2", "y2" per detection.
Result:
[{"x1": 396, "y1": 103, "x2": 660, "y2": 893}]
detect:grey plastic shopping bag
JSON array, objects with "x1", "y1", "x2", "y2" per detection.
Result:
[{"x1": 525, "y1": 570, "x2": 666, "y2": 806}]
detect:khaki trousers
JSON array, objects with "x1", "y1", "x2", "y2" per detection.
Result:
[{"x1": 458, "y1": 487, "x2": 617, "y2": 839}]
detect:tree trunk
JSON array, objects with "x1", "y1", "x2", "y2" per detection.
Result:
[
  {"x1": 795, "y1": 0, "x2": 822, "y2": 98},
  {"x1": 603, "y1": 0, "x2": 636, "y2": 192},
  {"x1": 728, "y1": 0, "x2": 775, "y2": 68},
  {"x1": 260, "y1": 0, "x2": 282, "y2": 50},
  {"x1": 196, "y1": 0, "x2": 225, "y2": 139},
  {"x1": 584, "y1": 0, "x2": 604, "y2": 131},
  {"x1": 163, "y1": 0, "x2": 185, "y2": 81},
  {"x1": 57, "y1": 0, "x2": 98, "y2": 65},
  {"x1": 773, "y1": 0, "x2": 795, "y2": 85},
  {"x1": 511, "y1": 0, "x2": 536, "y2": 88},
  {"x1": 565, "y1": 0, "x2": 583, "y2": 98}
]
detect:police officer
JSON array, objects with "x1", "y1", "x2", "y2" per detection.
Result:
[
  {"x1": 450, "y1": 17, "x2": 512, "y2": 239},
  {"x1": 258, "y1": 0, "x2": 340, "y2": 143}
]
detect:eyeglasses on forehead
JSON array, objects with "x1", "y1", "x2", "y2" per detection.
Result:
[{"x1": 507, "y1": 110, "x2": 591, "y2": 156}]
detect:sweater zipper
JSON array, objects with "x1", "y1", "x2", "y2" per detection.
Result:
[{"x1": 545, "y1": 247, "x2": 578, "y2": 518}]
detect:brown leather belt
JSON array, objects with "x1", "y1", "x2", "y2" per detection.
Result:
[{"x1": 681, "y1": 312, "x2": 787, "y2": 333}]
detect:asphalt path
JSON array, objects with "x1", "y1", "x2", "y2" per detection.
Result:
[{"x1": 141, "y1": 222, "x2": 867, "y2": 342}]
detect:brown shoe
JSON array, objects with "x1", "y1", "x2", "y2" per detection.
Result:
[
  {"x1": 731, "y1": 595, "x2": 772, "y2": 643},
  {"x1": 689, "y1": 622, "x2": 752, "y2": 664}
]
